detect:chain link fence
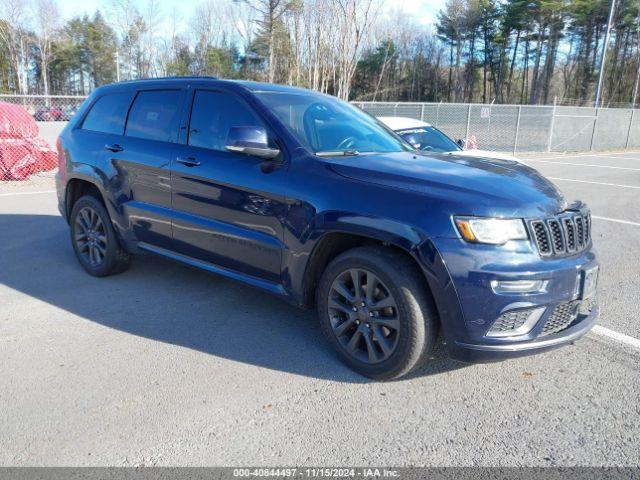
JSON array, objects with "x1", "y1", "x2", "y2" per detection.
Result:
[
  {"x1": 2, "y1": 94, "x2": 640, "y2": 181},
  {"x1": 354, "y1": 101, "x2": 640, "y2": 154},
  {"x1": 0, "y1": 95, "x2": 84, "y2": 181}
]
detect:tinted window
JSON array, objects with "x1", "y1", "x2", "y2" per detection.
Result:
[
  {"x1": 188, "y1": 90, "x2": 265, "y2": 151},
  {"x1": 125, "y1": 90, "x2": 182, "y2": 142},
  {"x1": 397, "y1": 126, "x2": 460, "y2": 153},
  {"x1": 82, "y1": 92, "x2": 133, "y2": 135},
  {"x1": 255, "y1": 91, "x2": 409, "y2": 155}
]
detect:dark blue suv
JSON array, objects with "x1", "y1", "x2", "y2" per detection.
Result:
[{"x1": 55, "y1": 77, "x2": 598, "y2": 380}]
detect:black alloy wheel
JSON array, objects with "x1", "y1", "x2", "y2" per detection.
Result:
[
  {"x1": 328, "y1": 268, "x2": 400, "y2": 364},
  {"x1": 70, "y1": 195, "x2": 131, "y2": 277},
  {"x1": 74, "y1": 206, "x2": 108, "y2": 267}
]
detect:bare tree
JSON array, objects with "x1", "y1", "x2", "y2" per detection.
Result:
[
  {"x1": 333, "y1": 0, "x2": 381, "y2": 99},
  {"x1": 108, "y1": 0, "x2": 141, "y2": 79},
  {"x1": 32, "y1": 0, "x2": 60, "y2": 98},
  {"x1": 141, "y1": 0, "x2": 162, "y2": 77},
  {"x1": 0, "y1": 0, "x2": 30, "y2": 93}
]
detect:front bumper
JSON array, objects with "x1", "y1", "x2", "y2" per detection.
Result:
[
  {"x1": 448, "y1": 305, "x2": 598, "y2": 362},
  {"x1": 417, "y1": 237, "x2": 599, "y2": 363}
]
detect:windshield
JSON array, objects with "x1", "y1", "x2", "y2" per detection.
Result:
[
  {"x1": 254, "y1": 91, "x2": 410, "y2": 155},
  {"x1": 396, "y1": 126, "x2": 461, "y2": 153}
]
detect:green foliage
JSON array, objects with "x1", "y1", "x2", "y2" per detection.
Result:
[{"x1": 48, "y1": 12, "x2": 118, "y2": 94}]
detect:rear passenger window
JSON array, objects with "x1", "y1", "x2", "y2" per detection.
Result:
[
  {"x1": 188, "y1": 90, "x2": 265, "y2": 151},
  {"x1": 125, "y1": 90, "x2": 182, "y2": 142},
  {"x1": 82, "y1": 92, "x2": 133, "y2": 135}
]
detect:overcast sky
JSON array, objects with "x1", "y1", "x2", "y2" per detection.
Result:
[{"x1": 58, "y1": 0, "x2": 446, "y2": 30}]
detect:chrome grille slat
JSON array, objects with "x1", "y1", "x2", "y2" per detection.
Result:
[
  {"x1": 529, "y1": 210, "x2": 591, "y2": 258},
  {"x1": 547, "y1": 219, "x2": 565, "y2": 254},
  {"x1": 531, "y1": 221, "x2": 551, "y2": 255},
  {"x1": 575, "y1": 216, "x2": 584, "y2": 248},
  {"x1": 584, "y1": 214, "x2": 591, "y2": 243},
  {"x1": 563, "y1": 217, "x2": 577, "y2": 252}
]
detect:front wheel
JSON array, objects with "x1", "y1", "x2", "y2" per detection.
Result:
[
  {"x1": 317, "y1": 246, "x2": 438, "y2": 380},
  {"x1": 70, "y1": 195, "x2": 131, "y2": 277}
]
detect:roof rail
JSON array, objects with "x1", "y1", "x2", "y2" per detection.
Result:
[{"x1": 115, "y1": 76, "x2": 219, "y2": 84}]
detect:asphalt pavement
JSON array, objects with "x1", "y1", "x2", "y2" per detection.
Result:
[{"x1": 0, "y1": 152, "x2": 639, "y2": 466}]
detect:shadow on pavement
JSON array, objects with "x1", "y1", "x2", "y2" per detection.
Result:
[{"x1": 0, "y1": 213, "x2": 467, "y2": 382}]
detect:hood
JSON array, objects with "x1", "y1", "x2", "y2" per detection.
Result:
[
  {"x1": 452, "y1": 149, "x2": 526, "y2": 165},
  {"x1": 325, "y1": 151, "x2": 568, "y2": 218}
]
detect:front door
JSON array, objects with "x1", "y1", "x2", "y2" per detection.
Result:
[{"x1": 170, "y1": 89, "x2": 288, "y2": 284}]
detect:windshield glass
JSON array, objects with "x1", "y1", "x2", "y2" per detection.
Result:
[
  {"x1": 254, "y1": 91, "x2": 410, "y2": 155},
  {"x1": 396, "y1": 126, "x2": 461, "y2": 153}
]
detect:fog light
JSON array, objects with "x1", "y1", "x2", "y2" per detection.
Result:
[{"x1": 491, "y1": 279, "x2": 548, "y2": 295}]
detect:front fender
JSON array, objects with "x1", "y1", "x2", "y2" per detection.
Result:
[
  {"x1": 283, "y1": 208, "x2": 429, "y2": 303},
  {"x1": 282, "y1": 207, "x2": 464, "y2": 343}
]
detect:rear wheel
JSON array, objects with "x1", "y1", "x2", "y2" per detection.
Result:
[
  {"x1": 70, "y1": 195, "x2": 131, "y2": 277},
  {"x1": 317, "y1": 246, "x2": 438, "y2": 380}
]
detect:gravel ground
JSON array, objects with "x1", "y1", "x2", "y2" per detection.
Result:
[{"x1": 0, "y1": 152, "x2": 639, "y2": 467}]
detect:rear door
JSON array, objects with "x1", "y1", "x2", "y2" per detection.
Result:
[
  {"x1": 72, "y1": 89, "x2": 134, "y2": 206},
  {"x1": 170, "y1": 88, "x2": 288, "y2": 284},
  {"x1": 116, "y1": 88, "x2": 185, "y2": 249}
]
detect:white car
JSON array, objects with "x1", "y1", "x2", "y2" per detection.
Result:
[{"x1": 377, "y1": 116, "x2": 523, "y2": 164}]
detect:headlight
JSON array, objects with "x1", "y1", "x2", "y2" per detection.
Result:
[{"x1": 454, "y1": 216, "x2": 528, "y2": 245}]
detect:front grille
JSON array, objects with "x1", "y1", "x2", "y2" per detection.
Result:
[
  {"x1": 540, "y1": 300, "x2": 581, "y2": 336},
  {"x1": 530, "y1": 210, "x2": 591, "y2": 257}
]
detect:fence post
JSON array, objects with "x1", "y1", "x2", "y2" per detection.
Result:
[
  {"x1": 465, "y1": 104, "x2": 472, "y2": 140},
  {"x1": 514, "y1": 105, "x2": 522, "y2": 155},
  {"x1": 435, "y1": 102, "x2": 440, "y2": 127},
  {"x1": 420, "y1": 103, "x2": 425, "y2": 122},
  {"x1": 590, "y1": 107, "x2": 599, "y2": 152},
  {"x1": 625, "y1": 109, "x2": 635, "y2": 150},
  {"x1": 547, "y1": 96, "x2": 557, "y2": 152},
  {"x1": 394, "y1": 103, "x2": 398, "y2": 116}
]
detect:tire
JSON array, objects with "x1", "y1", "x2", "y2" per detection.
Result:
[
  {"x1": 69, "y1": 194, "x2": 131, "y2": 277},
  {"x1": 316, "y1": 246, "x2": 438, "y2": 380}
]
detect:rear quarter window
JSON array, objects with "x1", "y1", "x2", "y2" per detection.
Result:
[
  {"x1": 81, "y1": 92, "x2": 133, "y2": 135},
  {"x1": 125, "y1": 90, "x2": 182, "y2": 143}
]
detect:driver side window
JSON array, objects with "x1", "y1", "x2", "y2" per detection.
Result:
[{"x1": 188, "y1": 90, "x2": 265, "y2": 152}]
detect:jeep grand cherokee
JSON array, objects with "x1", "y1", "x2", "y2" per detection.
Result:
[{"x1": 56, "y1": 78, "x2": 598, "y2": 380}]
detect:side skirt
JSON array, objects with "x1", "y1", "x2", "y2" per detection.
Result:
[{"x1": 137, "y1": 242, "x2": 289, "y2": 298}]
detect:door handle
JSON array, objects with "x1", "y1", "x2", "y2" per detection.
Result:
[
  {"x1": 176, "y1": 156, "x2": 201, "y2": 167},
  {"x1": 104, "y1": 143, "x2": 124, "y2": 152}
]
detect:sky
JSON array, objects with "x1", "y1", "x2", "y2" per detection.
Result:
[{"x1": 57, "y1": 0, "x2": 446, "y2": 31}]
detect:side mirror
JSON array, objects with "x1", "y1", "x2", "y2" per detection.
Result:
[
  {"x1": 456, "y1": 138, "x2": 466, "y2": 148},
  {"x1": 225, "y1": 126, "x2": 280, "y2": 160}
]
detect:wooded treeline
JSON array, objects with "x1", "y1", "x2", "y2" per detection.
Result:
[{"x1": 2, "y1": 0, "x2": 640, "y2": 106}]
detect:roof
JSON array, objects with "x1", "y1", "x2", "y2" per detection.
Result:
[
  {"x1": 101, "y1": 77, "x2": 315, "y2": 95},
  {"x1": 377, "y1": 116, "x2": 432, "y2": 130}
]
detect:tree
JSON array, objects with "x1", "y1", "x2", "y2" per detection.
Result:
[
  {"x1": 0, "y1": 0, "x2": 30, "y2": 94},
  {"x1": 437, "y1": 0, "x2": 466, "y2": 101},
  {"x1": 242, "y1": 0, "x2": 293, "y2": 83},
  {"x1": 32, "y1": 0, "x2": 60, "y2": 97}
]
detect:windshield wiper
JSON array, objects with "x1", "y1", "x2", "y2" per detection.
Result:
[{"x1": 315, "y1": 149, "x2": 360, "y2": 157}]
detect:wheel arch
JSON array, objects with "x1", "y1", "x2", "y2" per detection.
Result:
[
  {"x1": 64, "y1": 176, "x2": 105, "y2": 221},
  {"x1": 298, "y1": 222, "x2": 438, "y2": 316}
]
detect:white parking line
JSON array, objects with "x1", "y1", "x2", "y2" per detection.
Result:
[
  {"x1": 0, "y1": 190, "x2": 56, "y2": 197},
  {"x1": 548, "y1": 177, "x2": 640, "y2": 189},
  {"x1": 528, "y1": 159, "x2": 640, "y2": 171},
  {"x1": 592, "y1": 215, "x2": 640, "y2": 226},
  {"x1": 531, "y1": 154, "x2": 640, "y2": 161},
  {"x1": 591, "y1": 326, "x2": 640, "y2": 351}
]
